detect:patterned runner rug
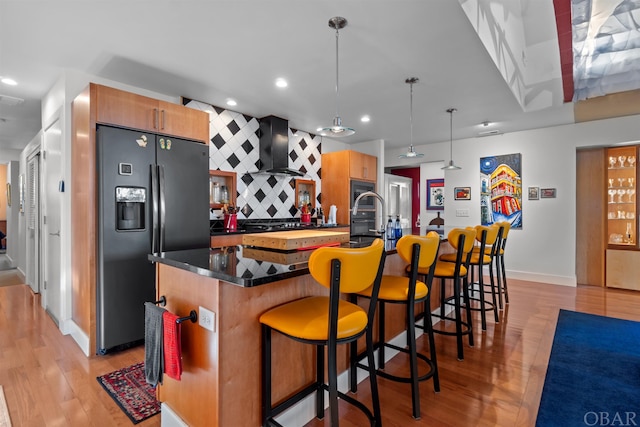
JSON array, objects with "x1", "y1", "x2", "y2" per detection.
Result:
[{"x1": 96, "y1": 362, "x2": 160, "y2": 424}]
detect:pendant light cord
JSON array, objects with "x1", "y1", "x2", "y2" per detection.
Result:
[
  {"x1": 334, "y1": 26, "x2": 340, "y2": 118},
  {"x1": 447, "y1": 108, "x2": 457, "y2": 161},
  {"x1": 409, "y1": 81, "x2": 414, "y2": 148},
  {"x1": 450, "y1": 110, "x2": 453, "y2": 160}
]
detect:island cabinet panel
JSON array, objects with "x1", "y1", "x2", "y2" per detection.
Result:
[{"x1": 155, "y1": 263, "x2": 220, "y2": 427}]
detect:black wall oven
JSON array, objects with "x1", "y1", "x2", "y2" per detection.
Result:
[
  {"x1": 350, "y1": 180, "x2": 376, "y2": 210},
  {"x1": 350, "y1": 180, "x2": 377, "y2": 236}
]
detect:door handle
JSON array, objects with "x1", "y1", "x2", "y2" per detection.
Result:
[
  {"x1": 158, "y1": 164, "x2": 166, "y2": 252},
  {"x1": 151, "y1": 164, "x2": 159, "y2": 254},
  {"x1": 49, "y1": 231, "x2": 60, "y2": 236}
]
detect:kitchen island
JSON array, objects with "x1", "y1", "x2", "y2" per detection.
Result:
[{"x1": 148, "y1": 238, "x2": 450, "y2": 426}]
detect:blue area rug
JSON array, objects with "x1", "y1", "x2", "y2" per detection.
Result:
[{"x1": 536, "y1": 310, "x2": 640, "y2": 426}]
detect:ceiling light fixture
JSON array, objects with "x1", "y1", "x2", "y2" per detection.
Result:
[
  {"x1": 1, "y1": 78, "x2": 17, "y2": 86},
  {"x1": 442, "y1": 108, "x2": 462, "y2": 170},
  {"x1": 399, "y1": 77, "x2": 424, "y2": 159},
  {"x1": 361, "y1": 115, "x2": 370, "y2": 123},
  {"x1": 226, "y1": 99, "x2": 237, "y2": 107},
  {"x1": 275, "y1": 78, "x2": 288, "y2": 88},
  {"x1": 319, "y1": 16, "x2": 354, "y2": 137}
]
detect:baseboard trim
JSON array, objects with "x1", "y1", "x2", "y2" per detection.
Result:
[{"x1": 65, "y1": 320, "x2": 90, "y2": 356}]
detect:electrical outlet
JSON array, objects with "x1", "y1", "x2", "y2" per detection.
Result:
[
  {"x1": 199, "y1": 306, "x2": 215, "y2": 332},
  {"x1": 456, "y1": 209, "x2": 469, "y2": 217}
]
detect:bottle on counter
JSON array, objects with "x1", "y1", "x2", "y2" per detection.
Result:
[
  {"x1": 386, "y1": 216, "x2": 395, "y2": 240},
  {"x1": 395, "y1": 215, "x2": 402, "y2": 239}
]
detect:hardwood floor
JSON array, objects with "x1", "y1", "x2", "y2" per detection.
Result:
[{"x1": 1, "y1": 271, "x2": 640, "y2": 426}]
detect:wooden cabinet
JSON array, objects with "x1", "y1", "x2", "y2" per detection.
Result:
[
  {"x1": 350, "y1": 151, "x2": 377, "y2": 181},
  {"x1": 606, "y1": 146, "x2": 637, "y2": 247},
  {"x1": 94, "y1": 84, "x2": 209, "y2": 142},
  {"x1": 209, "y1": 170, "x2": 237, "y2": 209},
  {"x1": 321, "y1": 150, "x2": 377, "y2": 225},
  {"x1": 70, "y1": 83, "x2": 210, "y2": 355},
  {"x1": 294, "y1": 179, "x2": 316, "y2": 209},
  {"x1": 576, "y1": 148, "x2": 607, "y2": 286}
]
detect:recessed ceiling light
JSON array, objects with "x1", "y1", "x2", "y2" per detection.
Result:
[
  {"x1": 1, "y1": 78, "x2": 17, "y2": 86},
  {"x1": 275, "y1": 78, "x2": 288, "y2": 88},
  {"x1": 226, "y1": 99, "x2": 237, "y2": 107},
  {"x1": 360, "y1": 115, "x2": 370, "y2": 123}
]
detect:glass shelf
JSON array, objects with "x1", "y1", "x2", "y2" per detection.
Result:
[{"x1": 607, "y1": 146, "x2": 637, "y2": 247}]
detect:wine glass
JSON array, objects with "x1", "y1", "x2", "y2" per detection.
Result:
[
  {"x1": 609, "y1": 178, "x2": 614, "y2": 187},
  {"x1": 628, "y1": 188, "x2": 636, "y2": 203},
  {"x1": 629, "y1": 177, "x2": 635, "y2": 188},
  {"x1": 608, "y1": 189, "x2": 617, "y2": 203},
  {"x1": 618, "y1": 189, "x2": 626, "y2": 203},
  {"x1": 618, "y1": 178, "x2": 626, "y2": 187},
  {"x1": 629, "y1": 156, "x2": 636, "y2": 168},
  {"x1": 609, "y1": 156, "x2": 617, "y2": 168},
  {"x1": 619, "y1": 156, "x2": 627, "y2": 167}
]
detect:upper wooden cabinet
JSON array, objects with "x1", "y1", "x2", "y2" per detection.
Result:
[
  {"x1": 321, "y1": 150, "x2": 378, "y2": 225},
  {"x1": 349, "y1": 151, "x2": 377, "y2": 181},
  {"x1": 94, "y1": 84, "x2": 209, "y2": 143}
]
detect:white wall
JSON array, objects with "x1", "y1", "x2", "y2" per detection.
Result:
[{"x1": 386, "y1": 114, "x2": 640, "y2": 287}]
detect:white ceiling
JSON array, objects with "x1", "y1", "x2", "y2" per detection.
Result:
[{"x1": 0, "y1": 1, "x2": 621, "y2": 154}]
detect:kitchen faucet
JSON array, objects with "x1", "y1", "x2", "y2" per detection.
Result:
[{"x1": 352, "y1": 191, "x2": 386, "y2": 239}]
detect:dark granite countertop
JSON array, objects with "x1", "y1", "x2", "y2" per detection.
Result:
[
  {"x1": 210, "y1": 223, "x2": 349, "y2": 237},
  {"x1": 148, "y1": 238, "x2": 396, "y2": 288}
]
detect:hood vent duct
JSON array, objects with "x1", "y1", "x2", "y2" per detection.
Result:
[{"x1": 258, "y1": 115, "x2": 305, "y2": 177}]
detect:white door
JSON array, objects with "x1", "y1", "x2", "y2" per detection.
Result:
[
  {"x1": 26, "y1": 154, "x2": 40, "y2": 294},
  {"x1": 43, "y1": 120, "x2": 62, "y2": 324}
]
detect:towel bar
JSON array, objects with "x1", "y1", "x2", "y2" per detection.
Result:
[{"x1": 176, "y1": 310, "x2": 197, "y2": 324}]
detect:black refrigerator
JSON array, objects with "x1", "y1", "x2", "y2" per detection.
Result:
[{"x1": 96, "y1": 125, "x2": 209, "y2": 354}]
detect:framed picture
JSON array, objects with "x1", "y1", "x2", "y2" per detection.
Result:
[
  {"x1": 454, "y1": 187, "x2": 471, "y2": 200},
  {"x1": 528, "y1": 186, "x2": 539, "y2": 200},
  {"x1": 426, "y1": 179, "x2": 444, "y2": 210},
  {"x1": 480, "y1": 153, "x2": 523, "y2": 229},
  {"x1": 541, "y1": 188, "x2": 557, "y2": 198}
]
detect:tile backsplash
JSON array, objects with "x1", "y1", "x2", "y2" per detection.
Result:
[{"x1": 185, "y1": 99, "x2": 322, "y2": 221}]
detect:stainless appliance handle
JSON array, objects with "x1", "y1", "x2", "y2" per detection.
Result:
[
  {"x1": 151, "y1": 164, "x2": 159, "y2": 254},
  {"x1": 158, "y1": 164, "x2": 166, "y2": 252}
]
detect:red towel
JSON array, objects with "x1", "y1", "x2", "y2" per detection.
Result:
[{"x1": 162, "y1": 311, "x2": 182, "y2": 381}]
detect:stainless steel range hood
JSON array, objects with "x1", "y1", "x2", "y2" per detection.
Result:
[{"x1": 258, "y1": 115, "x2": 305, "y2": 177}]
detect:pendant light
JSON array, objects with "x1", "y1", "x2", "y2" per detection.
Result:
[
  {"x1": 399, "y1": 77, "x2": 424, "y2": 158},
  {"x1": 319, "y1": 17, "x2": 355, "y2": 137},
  {"x1": 442, "y1": 108, "x2": 462, "y2": 170}
]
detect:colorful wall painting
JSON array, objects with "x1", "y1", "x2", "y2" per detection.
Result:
[{"x1": 480, "y1": 153, "x2": 522, "y2": 229}]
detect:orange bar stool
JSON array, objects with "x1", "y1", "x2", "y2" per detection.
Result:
[
  {"x1": 431, "y1": 228, "x2": 476, "y2": 360},
  {"x1": 496, "y1": 221, "x2": 511, "y2": 308},
  {"x1": 465, "y1": 225, "x2": 500, "y2": 330},
  {"x1": 350, "y1": 232, "x2": 441, "y2": 419},
  {"x1": 260, "y1": 239, "x2": 386, "y2": 427}
]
